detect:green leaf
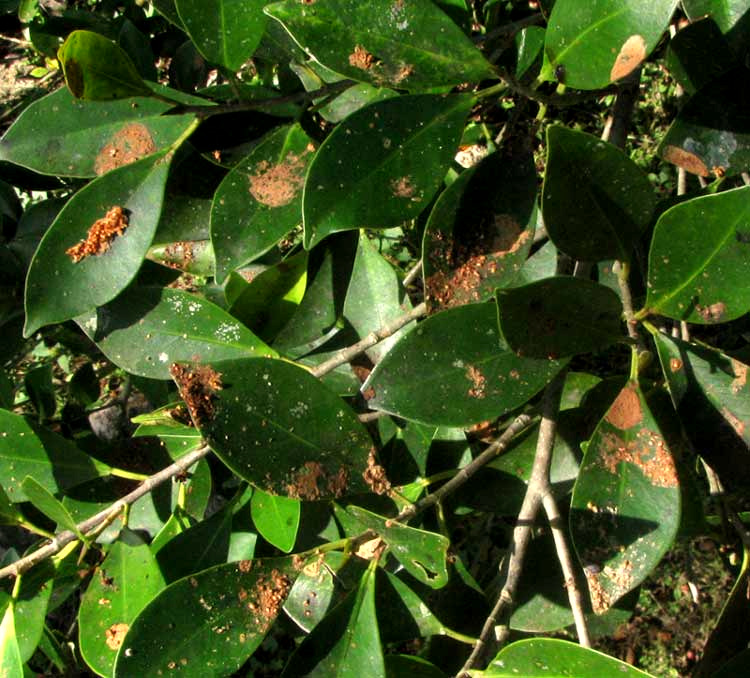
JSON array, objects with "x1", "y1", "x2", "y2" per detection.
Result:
[
  {"x1": 658, "y1": 68, "x2": 750, "y2": 178},
  {"x1": 682, "y1": 0, "x2": 750, "y2": 53},
  {"x1": 344, "y1": 233, "x2": 413, "y2": 362},
  {"x1": 0, "y1": 604, "x2": 22, "y2": 678},
  {"x1": 175, "y1": 0, "x2": 268, "y2": 70},
  {"x1": 23, "y1": 363, "x2": 55, "y2": 420},
  {"x1": 76, "y1": 286, "x2": 277, "y2": 380},
  {"x1": 211, "y1": 124, "x2": 315, "y2": 283},
  {"x1": 78, "y1": 530, "x2": 166, "y2": 677},
  {"x1": 0, "y1": 87, "x2": 196, "y2": 178},
  {"x1": 423, "y1": 146, "x2": 537, "y2": 312},
  {"x1": 173, "y1": 358, "x2": 374, "y2": 498},
  {"x1": 303, "y1": 94, "x2": 473, "y2": 248},
  {"x1": 18, "y1": 0, "x2": 38, "y2": 23},
  {"x1": 652, "y1": 332, "x2": 750, "y2": 487},
  {"x1": 57, "y1": 30, "x2": 151, "y2": 100},
  {"x1": 386, "y1": 655, "x2": 447, "y2": 678},
  {"x1": 542, "y1": 126, "x2": 656, "y2": 262},
  {"x1": 0, "y1": 409, "x2": 106, "y2": 501},
  {"x1": 541, "y1": 0, "x2": 676, "y2": 89},
  {"x1": 345, "y1": 505, "x2": 449, "y2": 588},
  {"x1": 282, "y1": 562, "x2": 385, "y2": 678},
  {"x1": 24, "y1": 154, "x2": 170, "y2": 336},
  {"x1": 20, "y1": 476, "x2": 84, "y2": 538},
  {"x1": 264, "y1": 0, "x2": 495, "y2": 90},
  {"x1": 496, "y1": 277, "x2": 624, "y2": 359},
  {"x1": 250, "y1": 488, "x2": 300, "y2": 553},
  {"x1": 113, "y1": 557, "x2": 299, "y2": 677},
  {"x1": 570, "y1": 382, "x2": 681, "y2": 613},
  {"x1": 0, "y1": 485, "x2": 22, "y2": 526},
  {"x1": 642, "y1": 186, "x2": 750, "y2": 323},
  {"x1": 479, "y1": 638, "x2": 654, "y2": 677},
  {"x1": 365, "y1": 303, "x2": 566, "y2": 426}
]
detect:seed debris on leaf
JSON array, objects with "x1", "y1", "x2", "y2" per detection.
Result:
[{"x1": 66, "y1": 206, "x2": 129, "y2": 263}]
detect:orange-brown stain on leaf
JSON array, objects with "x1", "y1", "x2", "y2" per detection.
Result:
[
  {"x1": 605, "y1": 384, "x2": 642, "y2": 430},
  {"x1": 246, "y1": 569, "x2": 292, "y2": 632},
  {"x1": 465, "y1": 365, "x2": 486, "y2": 399},
  {"x1": 169, "y1": 363, "x2": 223, "y2": 426},
  {"x1": 249, "y1": 149, "x2": 312, "y2": 208},
  {"x1": 105, "y1": 623, "x2": 129, "y2": 651},
  {"x1": 721, "y1": 407, "x2": 745, "y2": 437},
  {"x1": 598, "y1": 429, "x2": 679, "y2": 488},
  {"x1": 669, "y1": 358, "x2": 683, "y2": 372},
  {"x1": 696, "y1": 301, "x2": 727, "y2": 323},
  {"x1": 349, "y1": 44, "x2": 376, "y2": 70},
  {"x1": 731, "y1": 359, "x2": 748, "y2": 394},
  {"x1": 286, "y1": 461, "x2": 349, "y2": 500},
  {"x1": 66, "y1": 206, "x2": 129, "y2": 263},
  {"x1": 610, "y1": 34, "x2": 647, "y2": 81},
  {"x1": 662, "y1": 145, "x2": 709, "y2": 177},
  {"x1": 363, "y1": 449, "x2": 391, "y2": 495},
  {"x1": 95, "y1": 123, "x2": 156, "y2": 175}
]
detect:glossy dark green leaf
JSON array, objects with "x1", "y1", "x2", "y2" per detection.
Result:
[
  {"x1": 152, "y1": 0, "x2": 183, "y2": 27},
  {"x1": 303, "y1": 94, "x2": 473, "y2": 249},
  {"x1": 658, "y1": 68, "x2": 750, "y2": 178},
  {"x1": 682, "y1": 0, "x2": 750, "y2": 53},
  {"x1": 319, "y1": 84, "x2": 397, "y2": 124},
  {"x1": 284, "y1": 551, "x2": 343, "y2": 633},
  {"x1": 175, "y1": 0, "x2": 268, "y2": 70},
  {"x1": 0, "y1": 409, "x2": 106, "y2": 501},
  {"x1": 57, "y1": 30, "x2": 151, "y2": 100},
  {"x1": 570, "y1": 382, "x2": 681, "y2": 613},
  {"x1": 0, "y1": 604, "x2": 22, "y2": 678},
  {"x1": 344, "y1": 233, "x2": 413, "y2": 362},
  {"x1": 482, "y1": 638, "x2": 654, "y2": 677},
  {"x1": 515, "y1": 25, "x2": 545, "y2": 78},
  {"x1": 378, "y1": 570, "x2": 448, "y2": 641},
  {"x1": 346, "y1": 505, "x2": 449, "y2": 588},
  {"x1": 211, "y1": 124, "x2": 315, "y2": 282},
  {"x1": 24, "y1": 154, "x2": 170, "y2": 336},
  {"x1": 76, "y1": 286, "x2": 276, "y2": 379},
  {"x1": 541, "y1": 0, "x2": 676, "y2": 89},
  {"x1": 113, "y1": 557, "x2": 299, "y2": 677},
  {"x1": 79, "y1": 530, "x2": 166, "y2": 677},
  {"x1": 177, "y1": 358, "x2": 373, "y2": 498},
  {"x1": 250, "y1": 488, "x2": 300, "y2": 552},
  {"x1": 542, "y1": 126, "x2": 656, "y2": 262},
  {"x1": 497, "y1": 277, "x2": 623, "y2": 359},
  {"x1": 642, "y1": 186, "x2": 750, "y2": 323},
  {"x1": 0, "y1": 485, "x2": 21, "y2": 526},
  {"x1": 20, "y1": 476, "x2": 84, "y2": 538},
  {"x1": 517, "y1": 239, "x2": 558, "y2": 284},
  {"x1": 652, "y1": 332, "x2": 750, "y2": 487},
  {"x1": 423, "y1": 146, "x2": 537, "y2": 312},
  {"x1": 23, "y1": 363, "x2": 55, "y2": 419},
  {"x1": 0, "y1": 86, "x2": 196, "y2": 178},
  {"x1": 282, "y1": 562, "x2": 384, "y2": 678},
  {"x1": 264, "y1": 0, "x2": 494, "y2": 91},
  {"x1": 365, "y1": 303, "x2": 566, "y2": 426},
  {"x1": 386, "y1": 655, "x2": 447, "y2": 678}
]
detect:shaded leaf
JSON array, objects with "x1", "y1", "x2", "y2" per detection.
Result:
[
  {"x1": 24, "y1": 154, "x2": 170, "y2": 336},
  {"x1": 682, "y1": 0, "x2": 750, "y2": 53},
  {"x1": 77, "y1": 286, "x2": 276, "y2": 379},
  {"x1": 57, "y1": 30, "x2": 151, "y2": 100},
  {"x1": 20, "y1": 476, "x2": 84, "y2": 538},
  {"x1": 642, "y1": 186, "x2": 750, "y2": 323},
  {"x1": 365, "y1": 303, "x2": 566, "y2": 426},
  {"x1": 496, "y1": 277, "x2": 624, "y2": 359},
  {"x1": 386, "y1": 655, "x2": 447, "y2": 678},
  {"x1": 23, "y1": 363, "x2": 55, "y2": 420},
  {"x1": 570, "y1": 382, "x2": 681, "y2": 613},
  {"x1": 264, "y1": 0, "x2": 494, "y2": 90},
  {"x1": 114, "y1": 557, "x2": 299, "y2": 677},
  {"x1": 542, "y1": 126, "x2": 656, "y2": 262},
  {"x1": 0, "y1": 604, "x2": 22, "y2": 678},
  {"x1": 250, "y1": 488, "x2": 300, "y2": 553},
  {"x1": 303, "y1": 94, "x2": 473, "y2": 248}
]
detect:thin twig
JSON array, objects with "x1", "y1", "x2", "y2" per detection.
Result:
[
  {"x1": 474, "y1": 13, "x2": 545, "y2": 43},
  {"x1": 0, "y1": 445, "x2": 211, "y2": 580},
  {"x1": 310, "y1": 302, "x2": 427, "y2": 378},
  {"x1": 402, "y1": 258, "x2": 423, "y2": 288},
  {"x1": 498, "y1": 68, "x2": 617, "y2": 108}
]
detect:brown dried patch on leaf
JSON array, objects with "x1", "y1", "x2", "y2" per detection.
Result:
[
  {"x1": 662, "y1": 145, "x2": 709, "y2": 177},
  {"x1": 238, "y1": 560, "x2": 253, "y2": 574},
  {"x1": 603, "y1": 559, "x2": 634, "y2": 596},
  {"x1": 712, "y1": 165, "x2": 726, "y2": 179},
  {"x1": 161, "y1": 241, "x2": 196, "y2": 270},
  {"x1": 669, "y1": 358, "x2": 683, "y2": 372},
  {"x1": 248, "y1": 149, "x2": 311, "y2": 208},
  {"x1": 363, "y1": 449, "x2": 391, "y2": 495},
  {"x1": 610, "y1": 34, "x2": 647, "y2": 81},
  {"x1": 66, "y1": 206, "x2": 129, "y2": 263},
  {"x1": 731, "y1": 359, "x2": 748, "y2": 394},
  {"x1": 391, "y1": 175, "x2": 419, "y2": 200},
  {"x1": 598, "y1": 429, "x2": 679, "y2": 488},
  {"x1": 95, "y1": 123, "x2": 156, "y2": 175},
  {"x1": 286, "y1": 461, "x2": 349, "y2": 500},
  {"x1": 465, "y1": 365, "x2": 486, "y2": 399},
  {"x1": 721, "y1": 407, "x2": 745, "y2": 437},
  {"x1": 585, "y1": 568, "x2": 611, "y2": 615},
  {"x1": 696, "y1": 301, "x2": 727, "y2": 323},
  {"x1": 356, "y1": 536, "x2": 386, "y2": 561},
  {"x1": 246, "y1": 569, "x2": 292, "y2": 632},
  {"x1": 349, "y1": 44, "x2": 376, "y2": 70},
  {"x1": 605, "y1": 384, "x2": 642, "y2": 430},
  {"x1": 105, "y1": 623, "x2": 129, "y2": 651},
  {"x1": 169, "y1": 363, "x2": 223, "y2": 426}
]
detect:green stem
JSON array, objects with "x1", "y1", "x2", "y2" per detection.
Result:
[
  {"x1": 475, "y1": 82, "x2": 507, "y2": 101},
  {"x1": 168, "y1": 117, "x2": 202, "y2": 152},
  {"x1": 442, "y1": 626, "x2": 478, "y2": 645},
  {"x1": 109, "y1": 468, "x2": 149, "y2": 482}
]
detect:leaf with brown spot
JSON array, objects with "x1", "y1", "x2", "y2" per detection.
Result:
[
  {"x1": 610, "y1": 34, "x2": 647, "y2": 81},
  {"x1": 661, "y1": 145, "x2": 709, "y2": 177},
  {"x1": 570, "y1": 381, "x2": 681, "y2": 612},
  {"x1": 95, "y1": 123, "x2": 156, "y2": 176}
]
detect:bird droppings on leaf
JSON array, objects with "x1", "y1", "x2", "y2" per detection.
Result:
[
  {"x1": 605, "y1": 384, "x2": 642, "y2": 430},
  {"x1": 66, "y1": 206, "x2": 129, "y2": 263},
  {"x1": 662, "y1": 145, "x2": 709, "y2": 177},
  {"x1": 248, "y1": 150, "x2": 311, "y2": 208},
  {"x1": 696, "y1": 301, "x2": 727, "y2": 323},
  {"x1": 94, "y1": 122, "x2": 156, "y2": 175},
  {"x1": 349, "y1": 44, "x2": 376, "y2": 70},
  {"x1": 465, "y1": 365, "x2": 486, "y2": 399},
  {"x1": 610, "y1": 34, "x2": 647, "y2": 81},
  {"x1": 246, "y1": 569, "x2": 292, "y2": 632},
  {"x1": 169, "y1": 363, "x2": 223, "y2": 426},
  {"x1": 598, "y1": 429, "x2": 678, "y2": 488},
  {"x1": 286, "y1": 461, "x2": 350, "y2": 500},
  {"x1": 105, "y1": 623, "x2": 129, "y2": 651},
  {"x1": 731, "y1": 359, "x2": 747, "y2": 394},
  {"x1": 363, "y1": 449, "x2": 391, "y2": 495}
]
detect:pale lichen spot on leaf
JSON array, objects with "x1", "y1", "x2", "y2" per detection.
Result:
[
  {"x1": 610, "y1": 34, "x2": 647, "y2": 82},
  {"x1": 662, "y1": 145, "x2": 709, "y2": 177},
  {"x1": 390, "y1": 175, "x2": 418, "y2": 199},
  {"x1": 696, "y1": 301, "x2": 727, "y2": 323},
  {"x1": 95, "y1": 123, "x2": 156, "y2": 175}
]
